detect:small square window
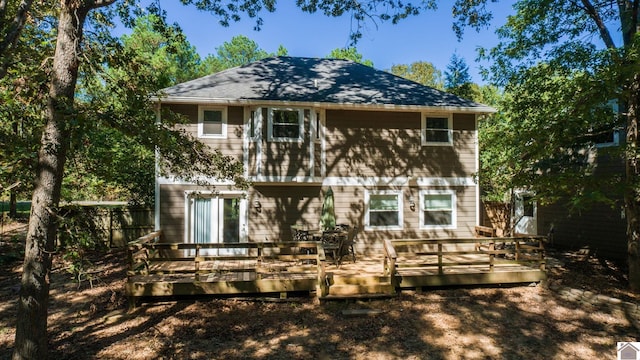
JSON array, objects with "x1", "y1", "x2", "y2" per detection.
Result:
[
  {"x1": 422, "y1": 115, "x2": 452, "y2": 145},
  {"x1": 198, "y1": 106, "x2": 227, "y2": 138},
  {"x1": 203, "y1": 110, "x2": 222, "y2": 134}
]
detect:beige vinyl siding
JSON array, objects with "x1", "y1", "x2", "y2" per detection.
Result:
[
  {"x1": 347, "y1": 186, "x2": 476, "y2": 252},
  {"x1": 325, "y1": 110, "x2": 477, "y2": 178},
  {"x1": 452, "y1": 113, "x2": 477, "y2": 174},
  {"x1": 163, "y1": 104, "x2": 244, "y2": 160},
  {"x1": 250, "y1": 185, "x2": 475, "y2": 253},
  {"x1": 158, "y1": 184, "x2": 189, "y2": 242},
  {"x1": 257, "y1": 109, "x2": 312, "y2": 178},
  {"x1": 250, "y1": 186, "x2": 323, "y2": 241}
]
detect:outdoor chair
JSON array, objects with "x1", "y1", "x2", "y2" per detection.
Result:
[
  {"x1": 291, "y1": 226, "x2": 310, "y2": 241},
  {"x1": 320, "y1": 230, "x2": 346, "y2": 266},
  {"x1": 340, "y1": 228, "x2": 357, "y2": 264}
]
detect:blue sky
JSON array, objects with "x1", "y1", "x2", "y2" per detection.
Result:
[{"x1": 152, "y1": 1, "x2": 516, "y2": 83}]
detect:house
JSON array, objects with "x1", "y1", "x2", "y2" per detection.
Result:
[{"x1": 153, "y1": 56, "x2": 495, "y2": 253}]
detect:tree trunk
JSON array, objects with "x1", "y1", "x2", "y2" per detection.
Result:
[
  {"x1": 12, "y1": 5, "x2": 88, "y2": 359},
  {"x1": 626, "y1": 72, "x2": 640, "y2": 291},
  {"x1": 9, "y1": 122, "x2": 17, "y2": 219},
  {"x1": 9, "y1": 190, "x2": 16, "y2": 218}
]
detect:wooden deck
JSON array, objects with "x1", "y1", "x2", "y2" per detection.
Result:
[{"x1": 125, "y1": 231, "x2": 547, "y2": 306}]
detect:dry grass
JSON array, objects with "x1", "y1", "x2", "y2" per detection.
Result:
[{"x1": 0, "y1": 221, "x2": 637, "y2": 359}]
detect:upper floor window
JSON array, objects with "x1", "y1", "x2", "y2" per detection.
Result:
[
  {"x1": 419, "y1": 190, "x2": 457, "y2": 229},
  {"x1": 268, "y1": 108, "x2": 304, "y2": 142},
  {"x1": 422, "y1": 114, "x2": 452, "y2": 146},
  {"x1": 248, "y1": 108, "x2": 262, "y2": 141},
  {"x1": 198, "y1": 106, "x2": 227, "y2": 138},
  {"x1": 365, "y1": 190, "x2": 403, "y2": 230}
]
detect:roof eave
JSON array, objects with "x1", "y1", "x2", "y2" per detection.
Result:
[{"x1": 152, "y1": 96, "x2": 497, "y2": 114}]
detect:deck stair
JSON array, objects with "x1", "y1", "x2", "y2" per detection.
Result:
[{"x1": 319, "y1": 274, "x2": 396, "y2": 300}]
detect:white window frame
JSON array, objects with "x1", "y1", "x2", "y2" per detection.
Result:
[
  {"x1": 421, "y1": 113, "x2": 453, "y2": 146},
  {"x1": 594, "y1": 128, "x2": 622, "y2": 148},
  {"x1": 365, "y1": 190, "x2": 403, "y2": 231},
  {"x1": 419, "y1": 189, "x2": 457, "y2": 230},
  {"x1": 184, "y1": 190, "x2": 248, "y2": 255},
  {"x1": 267, "y1": 107, "x2": 304, "y2": 142},
  {"x1": 198, "y1": 106, "x2": 227, "y2": 139}
]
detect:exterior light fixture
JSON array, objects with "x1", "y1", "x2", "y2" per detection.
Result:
[
  {"x1": 409, "y1": 196, "x2": 416, "y2": 211},
  {"x1": 254, "y1": 200, "x2": 261, "y2": 212}
]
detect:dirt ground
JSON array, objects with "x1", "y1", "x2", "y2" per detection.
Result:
[{"x1": 0, "y1": 220, "x2": 638, "y2": 359}]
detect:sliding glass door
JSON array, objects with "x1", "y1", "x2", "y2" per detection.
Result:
[{"x1": 188, "y1": 193, "x2": 246, "y2": 255}]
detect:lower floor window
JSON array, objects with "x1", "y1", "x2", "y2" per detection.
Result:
[
  {"x1": 420, "y1": 190, "x2": 456, "y2": 229},
  {"x1": 366, "y1": 190, "x2": 403, "y2": 229}
]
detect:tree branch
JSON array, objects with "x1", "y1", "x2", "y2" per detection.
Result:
[
  {"x1": 633, "y1": 0, "x2": 639, "y2": 40},
  {"x1": 86, "y1": 0, "x2": 118, "y2": 10},
  {"x1": 580, "y1": 0, "x2": 617, "y2": 49},
  {"x1": 0, "y1": 0, "x2": 34, "y2": 62}
]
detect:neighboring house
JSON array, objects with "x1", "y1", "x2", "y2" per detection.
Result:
[
  {"x1": 153, "y1": 56, "x2": 495, "y2": 253},
  {"x1": 516, "y1": 111, "x2": 627, "y2": 260},
  {"x1": 535, "y1": 146, "x2": 627, "y2": 259}
]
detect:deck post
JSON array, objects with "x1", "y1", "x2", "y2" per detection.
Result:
[
  {"x1": 489, "y1": 241, "x2": 495, "y2": 272},
  {"x1": 515, "y1": 240, "x2": 520, "y2": 261},
  {"x1": 539, "y1": 239, "x2": 546, "y2": 271},
  {"x1": 437, "y1": 243, "x2": 443, "y2": 274},
  {"x1": 193, "y1": 244, "x2": 200, "y2": 281},
  {"x1": 384, "y1": 240, "x2": 397, "y2": 287},
  {"x1": 319, "y1": 266, "x2": 328, "y2": 297}
]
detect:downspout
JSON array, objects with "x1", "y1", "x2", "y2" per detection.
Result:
[
  {"x1": 475, "y1": 114, "x2": 480, "y2": 227},
  {"x1": 154, "y1": 102, "x2": 161, "y2": 231}
]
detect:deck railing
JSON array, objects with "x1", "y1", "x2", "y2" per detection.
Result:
[
  {"x1": 383, "y1": 236, "x2": 546, "y2": 283},
  {"x1": 127, "y1": 231, "x2": 547, "y2": 304},
  {"x1": 126, "y1": 233, "x2": 332, "y2": 300},
  {"x1": 128, "y1": 239, "x2": 322, "y2": 276}
]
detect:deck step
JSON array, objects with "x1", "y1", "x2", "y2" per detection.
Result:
[
  {"x1": 329, "y1": 275, "x2": 392, "y2": 286},
  {"x1": 327, "y1": 283, "x2": 395, "y2": 296},
  {"x1": 319, "y1": 292, "x2": 397, "y2": 301}
]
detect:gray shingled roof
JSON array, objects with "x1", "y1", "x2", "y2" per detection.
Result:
[{"x1": 158, "y1": 56, "x2": 494, "y2": 112}]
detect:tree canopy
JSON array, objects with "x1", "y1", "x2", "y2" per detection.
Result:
[
  {"x1": 326, "y1": 47, "x2": 374, "y2": 66},
  {"x1": 389, "y1": 61, "x2": 444, "y2": 89},
  {"x1": 444, "y1": 53, "x2": 476, "y2": 99},
  {"x1": 202, "y1": 34, "x2": 285, "y2": 73}
]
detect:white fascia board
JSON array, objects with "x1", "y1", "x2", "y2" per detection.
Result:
[
  {"x1": 322, "y1": 177, "x2": 476, "y2": 187},
  {"x1": 250, "y1": 176, "x2": 323, "y2": 185},
  {"x1": 414, "y1": 177, "x2": 476, "y2": 187},
  {"x1": 157, "y1": 176, "x2": 235, "y2": 186},
  {"x1": 158, "y1": 175, "x2": 476, "y2": 187}
]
